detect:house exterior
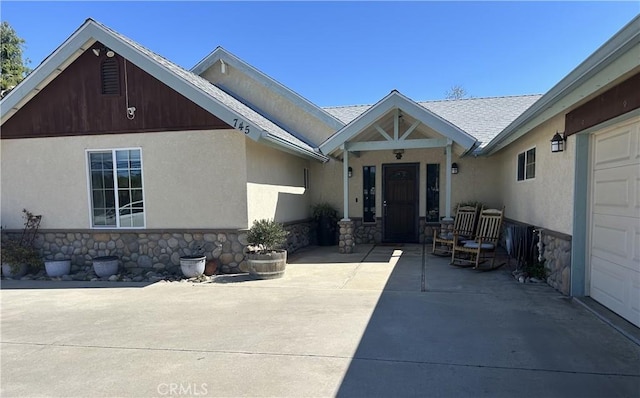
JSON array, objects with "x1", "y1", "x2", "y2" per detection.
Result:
[{"x1": 1, "y1": 17, "x2": 638, "y2": 327}]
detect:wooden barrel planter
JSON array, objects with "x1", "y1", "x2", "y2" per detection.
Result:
[
  {"x1": 93, "y1": 256, "x2": 119, "y2": 278},
  {"x1": 246, "y1": 250, "x2": 287, "y2": 280}
]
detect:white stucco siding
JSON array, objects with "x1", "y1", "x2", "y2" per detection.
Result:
[
  {"x1": 0, "y1": 130, "x2": 248, "y2": 230},
  {"x1": 201, "y1": 64, "x2": 336, "y2": 146},
  {"x1": 309, "y1": 148, "x2": 501, "y2": 220},
  {"x1": 496, "y1": 114, "x2": 575, "y2": 234},
  {"x1": 1, "y1": 137, "x2": 91, "y2": 229},
  {"x1": 245, "y1": 139, "x2": 310, "y2": 225},
  {"x1": 142, "y1": 130, "x2": 247, "y2": 229}
]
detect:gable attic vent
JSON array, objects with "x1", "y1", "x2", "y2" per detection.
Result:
[{"x1": 101, "y1": 58, "x2": 120, "y2": 95}]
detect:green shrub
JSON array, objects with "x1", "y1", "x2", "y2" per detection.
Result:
[
  {"x1": 246, "y1": 219, "x2": 289, "y2": 253},
  {"x1": 1, "y1": 239, "x2": 42, "y2": 273}
]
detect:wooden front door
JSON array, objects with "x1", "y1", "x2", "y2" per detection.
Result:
[{"x1": 383, "y1": 163, "x2": 419, "y2": 243}]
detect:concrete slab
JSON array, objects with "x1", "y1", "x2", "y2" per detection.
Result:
[{"x1": 1, "y1": 243, "x2": 639, "y2": 397}]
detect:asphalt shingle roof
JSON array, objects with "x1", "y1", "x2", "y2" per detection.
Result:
[
  {"x1": 96, "y1": 21, "x2": 318, "y2": 154},
  {"x1": 323, "y1": 94, "x2": 542, "y2": 148}
]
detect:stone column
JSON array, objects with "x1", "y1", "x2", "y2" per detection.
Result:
[
  {"x1": 338, "y1": 220, "x2": 355, "y2": 254},
  {"x1": 439, "y1": 218, "x2": 454, "y2": 237}
]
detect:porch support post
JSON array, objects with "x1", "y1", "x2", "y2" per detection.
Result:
[
  {"x1": 444, "y1": 140, "x2": 453, "y2": 220},
  {"x1": 342, "y1": 144, "x2": 350, "y2": 221},
  {"x1": 339, "y1": 144, "x2": 354, "y2": 254}
]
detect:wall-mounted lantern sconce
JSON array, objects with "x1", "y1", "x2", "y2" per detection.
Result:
[
  {"x1": 393, "y1": 149, "x2": 404, "y2": 160},
  {"x1": 451, "y1": 163, "x2": 459, "y2": 174},
  {"x1": 348, "y1": 167, "x2": 353, "y2": 178},
  {"x1": 92, "y1": 47, "x2": 115, "y2": 58},
  {"x1": 551, "y1": 131, "x2": 566, "y2": 153}
]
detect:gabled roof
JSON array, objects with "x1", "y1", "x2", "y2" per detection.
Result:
[
  {"x1": 320, "y1": 90, "x2": 478, "y2": 156},
  {"x1": 480, "y1": 14, "x2": 640, "y2": 155},
  {"x1": 323, "y1": 94, "x2": 542, "y2": 149},
  {"x1": 0, "y1": 19, "x2": 328, "y2": 162},
  {"x1": 191, "y1": 47, "x2": 344, "y2": 131}
]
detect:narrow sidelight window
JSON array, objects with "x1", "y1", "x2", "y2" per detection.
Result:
[
  {"x1": 426, "y1": 164, "x2": 440, "y2": 222},
  {"x1": 363, "y1": 166, "x2": 376, "y2": 222},
  {"x1": 88, "y1": 149, "x2": 144, "y2": 228}
]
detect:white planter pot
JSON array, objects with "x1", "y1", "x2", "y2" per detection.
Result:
[
  {"x1": 180, "y1": 256, "x2": 206, "y2": 278},
  {"x1": 93, "y1": 256, "x2": 119, "y2": 278},
  {"x1": 1, "y1": 263, "x2": 28, "y2": 278},
  {"x1": 45, "y1": 259, "x2": 71, "y2": 277}
]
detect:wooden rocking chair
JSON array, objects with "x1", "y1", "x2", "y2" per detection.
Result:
[
  {"x1": 451, "y1": 207, "x2": 504, "y2": 269},
  {"x1": 432, "y1": 204, "x2": 479, "y2": 256}
]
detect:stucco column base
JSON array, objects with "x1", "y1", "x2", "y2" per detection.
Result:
[{"x1": 338, "y1": 220, "x2": 355, "y2": 254}]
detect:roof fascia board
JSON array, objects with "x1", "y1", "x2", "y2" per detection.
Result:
[
  {"x1": 346, "y1": 138, "x2": 448, "y2": 151},
  {"x1": 2, "y1": 20, "x2": 321, "y2": 161},
  {"x1": 192, "y1": 48, "x2": 345, "y2": 131},
  {"x1": 480, "y1": 15, "x2": 640, "y2": 155},
  {"x1": 82, "y1": 24, "x2": 266, "y2": 143},
  {"x1": 320, "y1": 91, "x2": 477, "y2": 154},
  {"x1": 1, "y1": 22, "x2": 96, "y2": 122},
  {"x1": 259, "y1": 132, "x2": 329, "y2": 162}
]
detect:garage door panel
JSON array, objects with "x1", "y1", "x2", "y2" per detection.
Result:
[
  {"x1": 593, "y1": 128, "x2": 634, "y2": 168},
  {"x1": 592, "y1": 166, "x2": 638, "y2": 217},
  {"x1": 591, "y1": 214, "x2": 638, "y2": 271},
  {"x1": 591, "y1": 256, "x2": 640, "y2": 327},
  {"x1": 590, "y1": 117, "x2": 640, "y2": 328}
]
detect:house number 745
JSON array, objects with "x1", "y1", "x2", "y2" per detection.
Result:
[{"x1": 232, "y1": 118, "x2": 251, "y2": 135}]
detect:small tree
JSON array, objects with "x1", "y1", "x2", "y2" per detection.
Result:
[
  {"x1": 445, "y1": 85, "x2": 469, "y2": 100},
  {"x1": 1, "y1": 21, "x2": 31, "y2": 97},
  {"x1": 246, "y1": 219, "x2": 288, "y2": 254}
]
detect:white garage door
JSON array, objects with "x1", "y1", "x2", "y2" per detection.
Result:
[{"x1": 589, "y1": 116, "x2": 640, "y2": 327}]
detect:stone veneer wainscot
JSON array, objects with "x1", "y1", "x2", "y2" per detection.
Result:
[{"x1": 1, "y1": 221, "x2": 312, "y2": 275}]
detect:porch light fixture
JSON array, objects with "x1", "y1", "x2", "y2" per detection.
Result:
[
  {"x1": 393, "y1": 149, "x2": 404, "y2": 160},
  {"x1": 551, "y1": 131, "x2": 566, "y2": 153},
  {"x1": 348, "y1": 167, "x2": 353, "y2": 178},
  {"x1": 451, "y1": 163, "x2": 459, "y2": 174}
]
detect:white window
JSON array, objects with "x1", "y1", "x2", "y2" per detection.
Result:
[
  {"x1": 517, "y1": 147, "x2": 536, "y2": 181},
  {"x1": 87, "y1": 148, "x2": 145, "y2": 228}
]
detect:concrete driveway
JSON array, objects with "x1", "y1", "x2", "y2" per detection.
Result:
[{"x1": 1, "y1": 244, "x2": 639, "y2": 397}]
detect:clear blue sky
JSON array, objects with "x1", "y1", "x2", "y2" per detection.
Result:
[{"x1": 2, "y1": 1, "x2": 638, "y2": 106}]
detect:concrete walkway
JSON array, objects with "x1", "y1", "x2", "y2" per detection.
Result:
[{"x1": 1, "y1": 244, "x2": 639, "y2": 397}]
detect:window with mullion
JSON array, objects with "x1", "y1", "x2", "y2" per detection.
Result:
[
  {"x1": 88, "y1": 149, "x2": 144, "y2": 228},
  {"x1": 517, "y1": 147, "x2": 536, "y2": 181}
]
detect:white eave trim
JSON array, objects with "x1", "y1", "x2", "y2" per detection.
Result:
[
  {"x1": 320, "y1": 90, "x2": 477, "y2": 155},
  {"x1": 480, "y1": 15, "x2": 640, "y2": 156},
  {"x1": 191, "y1": 47, "x2": 345, "y2": 131}
]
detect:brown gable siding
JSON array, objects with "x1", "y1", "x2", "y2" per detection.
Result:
[
  {"x1": 1, "y1": 42, "x2": 229, "y2": 139},
  {"x1": 565, "y1": 72, "x2": 640, "y2": 137}
]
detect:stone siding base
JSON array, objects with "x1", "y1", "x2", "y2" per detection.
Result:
[
  {"x1": 542, "y1": 231, "x2": 572, "y2": 295},
  {"x1": 350, "y1": 217, "x2": 435, "y2": 244},
  {"x1": 1, "y1": 221, "x2": 312, "y2": 276}
]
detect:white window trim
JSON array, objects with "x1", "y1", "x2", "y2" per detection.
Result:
[
  {"x1": 516, "y1": 146, "x2": 536, "y2": 182},
  {"x1": 85, "y1": 147, "x2": 147, "y2": 229}
]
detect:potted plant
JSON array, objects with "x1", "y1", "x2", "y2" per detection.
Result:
[
  {"x1": 92, "y1": 255, "x2": 119, "y2": 278},
  {"x1": 179, "y1": 244, "x2": 206, "y2": 278},
  {"x1": 312, "y1": 202, "x2": 338, "y2": 246},
  {"x1": 245, "y1": 219, "x2": 289, "y2": 279},
  {"x1": 44, "y1": 259, "x2": 71, "y2": 277},
  {"x1": 1, "y1": 239, "x2": 42, "y2": 278}
]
